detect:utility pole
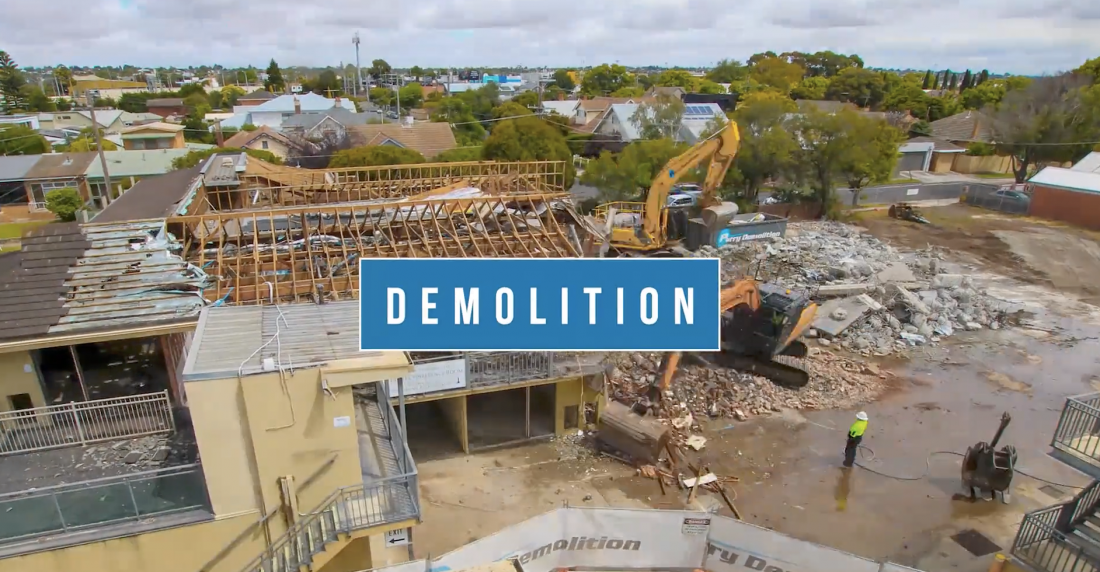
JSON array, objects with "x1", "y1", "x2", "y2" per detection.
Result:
[
  {"x1": 353, "y1": 32, "x2": 363, "y2": 98},
  {"x1": 86, "y1": 92, "x2": 113, "y2": 207}
]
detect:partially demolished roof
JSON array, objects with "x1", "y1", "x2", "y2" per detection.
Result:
[
  {"x1": 170, "y1": 193, "x2": 583, "y2": 304},
  {"x1": 0, "y1": 220, "x2": 211, "y2": 346}
]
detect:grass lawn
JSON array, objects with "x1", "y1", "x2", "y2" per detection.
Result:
[
  {"x1": 970, "y1": 172, "x2": 1013, "y2": 179},
  {"x1": 0, "y1": 221, "x2": 50, "y2": 240}
]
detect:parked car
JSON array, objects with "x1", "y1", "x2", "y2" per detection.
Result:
[
  {"x1": 993, "y1": 189, "x2": 1030, "y2": 204},
  {"x1": 667, "y1": 193, "x2": 696, "y2": 207}
]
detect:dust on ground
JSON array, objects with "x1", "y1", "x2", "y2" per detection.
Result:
[{"x1": 851, "y1": 204, "x2": 1100, "y2": 305}]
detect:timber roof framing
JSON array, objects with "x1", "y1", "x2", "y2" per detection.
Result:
[
  {"x1": 169, "y1": 193, "x2": 582, "y2": 304},
  {"x1": 210, "y1": 160, "x2": 568, "y2": 212}
]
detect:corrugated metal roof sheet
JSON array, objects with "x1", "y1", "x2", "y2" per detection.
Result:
[
  {"x1": 1030, "y1": 166, "x2": 1100, "y2": 194},
  {"x1": 83, "y1": 149, "x2": 193, "y2": 180},
  {"x1": 1071, "y1": 152, "x2": 1100, "y2": 174},
  {"x1": 183, "y1": 300, "x2": 380, "y2": 379}
]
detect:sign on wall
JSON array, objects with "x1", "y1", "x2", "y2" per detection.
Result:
[
  {"x1": 387, "y1": 358, "x2": 467, "y2": 397},
  {"x1": 359, "y1": 259, "x2": 721, "y2": 352}
]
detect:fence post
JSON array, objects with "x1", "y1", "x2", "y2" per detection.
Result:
[
  {"x1": 163, "y1": 390, "x2": 176, "y2": 432},
  {"x1": 70, "y1": 402, "x2": 86, "y2": 446}
]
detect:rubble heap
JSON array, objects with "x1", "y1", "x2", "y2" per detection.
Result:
[
  {"x1": 607, "y1": 349, "x2": 887, "y2": 421},
  {"x1": 696, "y1": 221, "x2": 1015, "y2": 355}
]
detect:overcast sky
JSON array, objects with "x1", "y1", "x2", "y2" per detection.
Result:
[{"x1": 3, "y1": 0, "x2": 1099, "y2": 75}]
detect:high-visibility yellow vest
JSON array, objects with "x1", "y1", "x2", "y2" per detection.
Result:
[{"x1": 848, "y1": 420, "x2": 867, "y2": 439}]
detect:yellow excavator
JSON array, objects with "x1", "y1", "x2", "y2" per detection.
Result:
[
  {"x1": 651, "y1": 278, "x2": 819, "y2": 391},
  {"x1": 592, "y1": 120, "x2": 742, "y2": 254}
]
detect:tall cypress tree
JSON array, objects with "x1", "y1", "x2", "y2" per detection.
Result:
[
  {"x1": 978, "y1": 69, "x2": 990, "y2": 85},
  {"x1": 947, "y1": 72, "x2": 958, "y2": 91},
  {"x1": 0, "y1": 51, "x2": 28, "y2": 113},
  {"x1": 922, "y1": 70, "x2": 932, "y2": 89},
  {"x1": 931, "y1": 72, "x2": 940, "y2": 90},
  {"x1": 960, "y1": 70, "x2": 972, "y2": 91}
]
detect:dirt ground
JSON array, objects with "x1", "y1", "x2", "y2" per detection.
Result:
[
  {"x1": 412, "y1": 205, "x2": 1100, "y2": 571},
  {"x1": 851, "y1": 204, "x2": 1100, "y2": 305}
]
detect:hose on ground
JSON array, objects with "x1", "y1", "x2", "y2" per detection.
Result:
[{"x1": 853, "y1": 446, "x2": 1084, "y2": 489}]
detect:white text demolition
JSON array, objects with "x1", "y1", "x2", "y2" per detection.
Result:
[{"x1": 386, "y1": 287, "x2": 695, "y2": 326}]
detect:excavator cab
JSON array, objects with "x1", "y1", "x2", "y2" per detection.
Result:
[{"x1": 717, "y1": 283, "x2": 816, "y2": 387}]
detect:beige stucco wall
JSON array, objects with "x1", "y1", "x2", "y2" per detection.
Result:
[
  {"x1": 437, "y1": 395, "x2": 468, "y2": 453},
  {"x1": 0, "y1": 350, "x2": 46, "y2": 413},
  {"x1": 554, "y1": 376, "x2": 603, "y2": 434},
  {"x1": 953, "y1": 154, "x2": 1012, "y2": 174},
  {"x1": 239, "y1": 369, "x2": 363, "y2": 517},
  {"x1": 186, "y1": 377, "x2": 261, "y2": 517},
  {"x1": 0, "y1": 513, "x2": 263, "y2": 572},
  {"x1": 246, "y1": 136, "x2": 291, "y2": 159},
  {"x1": 49, "y1": 113, "x2": 94, "y2": 130}
]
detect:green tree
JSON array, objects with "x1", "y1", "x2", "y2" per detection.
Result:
[
  {"x1": 825, "y1": 67, "x2": 886, "y2": 108},
  {"x1": 706, "y1": 59, "x2": 749, "y2": 83},
  {"x1": 369, "y1": 59, "x2": 392, "y2": 79},
  {"x1": 0, "y1": 51, "x2": 28, "y2": 113},
  {"x1": 580, "y1": 139, "x2": 688, "y2": 202},
  {"x1": 432, "y1": 97, "x2": 486, "y2": 145},
  {"x1": 53, "y1": 65, "x2": 72, "y2": 95},
  {"x1": 837, "y1": 115, "x2": 905, "y2": 206},
  {"x1": 580, "y1": 64, "x2": 635, "y2": 97},
  {"x1": 45, "y1": 188, "x2": 83, "y2": 222},
  {"x1": 792, "y1": 109, "x2": 901, "y2": 210},
  {"x1": 978, "y1": 69, "x2": 990, "y2": 85},
  {"x1": 736, "y1": 90, "x2": 798, "y2": 113},
  {"x1": 0, "y1": 125, "x2": 50, "y2": 155},
  {"x1": 960, "y1": 81, "x2": 1006, "y2": 110},
  {"x1": 329, "y1": 146, "x2": 425, "y2": 167},
  {"x1": 654, "y1": 70, "x2": 699, "y2": 91},
  {"x1": 410, "y1": 66, "x2": 424, "y2": 79},
  {"x1": 931, "y1": 73, "x2": 940, "y2": 90},
  {"x1": 881, "y1": 82, "x2": 930, "y2": 118},
  {"x1": 1075, "y1": 58, "x2": 1100, "y2": 83},
  {"x1": 316, "y1": 70, "x2": 341, "y2": 95},
  {"x1": 170, "y1": 147, "x2": 281, "y2": 170},
  {"x1": 552, "y1": 69, "x2": 576, "y2": 91},
  {"x1": 207, "y1": 89, "x2": 224, "y2": 109},
  {"x1": 21, "y1": 85, "x2": 56, "y2": 112},
  {"x1": 947, "y1": 72, "x2": 958, "y2": 91},
  {"x1": 989, "y1": 74, "x2": 1097, "y2": 182},
  {"x1": 370, "y1": 87, "x2": 394, "y2": 106},
  {"x1": 926, "y1": 94, "x2": 962, "y2": 121},
  {"x1": 492, "y1": 101, "x2": 533, "y2": 119},
  {"x1": 118, "y1": 92, "x2": 151, "y2": 112},
  {"x1": 922, "y1": 70, "x2": 933, "y2": 89},
  {"x1": 510, "y1": 91, "x2": 540, "y2": 109},
  {"x1": 630, "y1": 94, "x2": 686, "y2": 140},
  {"x1": 483, "y1": 116, "x2": 574, "y2": 186},
  {"x1": 399, "y1": 82, "x2": 424, "y2": 109},
  {"x1": 264, "y1": 59, "x2": 285, "y2": 93},
  {"x1": 221, "y1": 84, "x2": 246, "y2": 106},
  {"x1": 750, "y1": 57, "x2": 805, "y2": 92},
  {"x1": 456, "y1": 83, "x2": 499, "y2": 120},
  {"x1": 435, "y1": 147, "x2": 483, "y2": 162},
  {"x1": 66, "y1": 127, "x2": 118, "y2": 152},
  {"x1": 55, "y1": 98, "x2": 73, "y2": 111},
  {"x1": 610, "y1": 86, "x2": 645, "y2": 97},
  {"x1": 698, "y1": 81, "x2": 726, "y2": 95},
  {"x1": 1005, "y1": 76, "x2": 1033, "y2": 92},
  {"x1": 730, "y1": 97, "x2": 800, "y2": 202},
  {"x1": 959, "y1": 70, "x2": 973, "y2": 91},
  {"x1": 790, "y1": 77, "x2": 828, "y2": 100}
]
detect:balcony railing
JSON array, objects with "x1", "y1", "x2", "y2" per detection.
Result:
[
  {"x1": 0, "y1": 391, "x2": 175, "y2": 456},
  {"x1": 0, "y1": 464, "x2": 209, "y2": 545},
  {"x1": 1052, "y1": 393, "x2": 1100, "y2": 466},
  {"x1": 1012, "y1": 480, "x2": 1100, "y2": 572}
]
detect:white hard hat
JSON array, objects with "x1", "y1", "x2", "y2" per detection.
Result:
[{"x1": 856, "y1": 411, "x2": 869, "y2": 421}]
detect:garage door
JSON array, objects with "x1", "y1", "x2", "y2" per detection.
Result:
[{"x1": 894, "y1": 151, "x2": 926, "y2": 176}]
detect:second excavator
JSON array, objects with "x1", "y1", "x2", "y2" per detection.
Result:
[{"x1": 651, "y1": 278, "x2": 819, "y2": 397}]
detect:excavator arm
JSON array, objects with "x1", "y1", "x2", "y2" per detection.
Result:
[{"x1": 640, "y1": 120, "x2": 741, "y2": 244}]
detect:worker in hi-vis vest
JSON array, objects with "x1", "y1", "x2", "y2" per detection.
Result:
[{"x1": 843, "y1": 411, "x2": 869, "y2": 468}]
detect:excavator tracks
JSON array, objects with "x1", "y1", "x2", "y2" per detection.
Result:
[{"x1": 702, "y1": 347, "x2": 811, "y2": 388}]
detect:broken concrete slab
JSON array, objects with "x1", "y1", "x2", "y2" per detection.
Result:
[
  {"x1": 818, "y1": 283, "x2": 872, "y2": 297},
  {"x1": 888, "y1": 284, "x2": 930, "y2": 315},
  {"x1": 932, "y1": 274, "x2": 965, "y2": 289},
  {"x1": 876, "y1": 262, "x2": 917, "y2": 284},
  {"x1": 123, "y1": 450, "x2": 144, "y2": 464},
  {"x1": 814, "y1": 296, "x2": 874, "y2": 337}
]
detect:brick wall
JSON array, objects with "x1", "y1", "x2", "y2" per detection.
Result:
[{"x1": 1029, "y1": 184, "x2": 1100, "y2": 230}]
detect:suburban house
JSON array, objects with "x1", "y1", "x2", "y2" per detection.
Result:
[
  {"x1": 69, "y1": 73, "x2": 148, "y2": 100},
  {"x1": 446, "y1": 82, "x2": 521, "y2": 100},
  {"x1": 1027, "y1": 153, "x2": 1100, "y2": 229},
  {"x1": 281, "y1": 106, "x2": 374, "y2": 145},
  {"x1": 21, "y1": 152, "x2": 97, "y2": 211},
  {"x1": 83, "y1": 148, "x2": 194, "y2": 207},
  {"x1": 0, "y1": 114, "x2": 39, "y2": 129},
  {"x1": 575, "y1": 97, "x2": 645, "y2": 131},
  {"x1": 37, "y1": 110, "x2": 162, "y2": 134},
  {"x1": 0, "y1": 156, "x2": 42, "y2": 211},
  {"x1": 92, "y1": 165, "x2": 204, "y2": 223},
  {"x1": 221, "y1": 126, "x2": 305, "y2": 160},
  {"x1": 347, "y1": 121, "x2": 458, "y2": 159},
  {"x1": 903, "y1": 136, "x2": 967, "y2": 173},
  {"x1": 644, "y1": 86, "x2": 687, "y2": 99},
  {"x1": 929, "y1": 110, "x2": 992, "y2": 144},
  {"x1": 235, "y1": 89, "x2": 278, "y2": 107},
  {"x1": 683, "y1": 93, "x2": 737, "y2": 112},
  {"x1": 540, "y1": 100, "x2": 581, "y2": 121},
  {"x1": 120, "y1": 122, "x2": 186, "y2": 150},
  {"x1": 596, "y1": 102, "x2": 727, "y2": 144},
  {"x1": 219, "y1": 93, "x2": 358, "y2": 130},
  {"x1": 145, "y1": 98, "x2": 189, "y2": 118}
]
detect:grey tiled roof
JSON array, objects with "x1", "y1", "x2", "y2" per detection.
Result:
[{"x1": 929, "y1": 111, "x2": 992, "y2": 143}]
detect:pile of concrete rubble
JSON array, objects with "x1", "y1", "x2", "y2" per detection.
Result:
[
  {"x1": 696, "y1": 221, "x2": 1015, "y2": 356},
  {"x1": 607, "y1": 349, "x2": 887, "y2": 421}
]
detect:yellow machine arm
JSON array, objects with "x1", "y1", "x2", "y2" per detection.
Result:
[{"x1": 641, "y1": 120, "x2": 741, "y2": 243}]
